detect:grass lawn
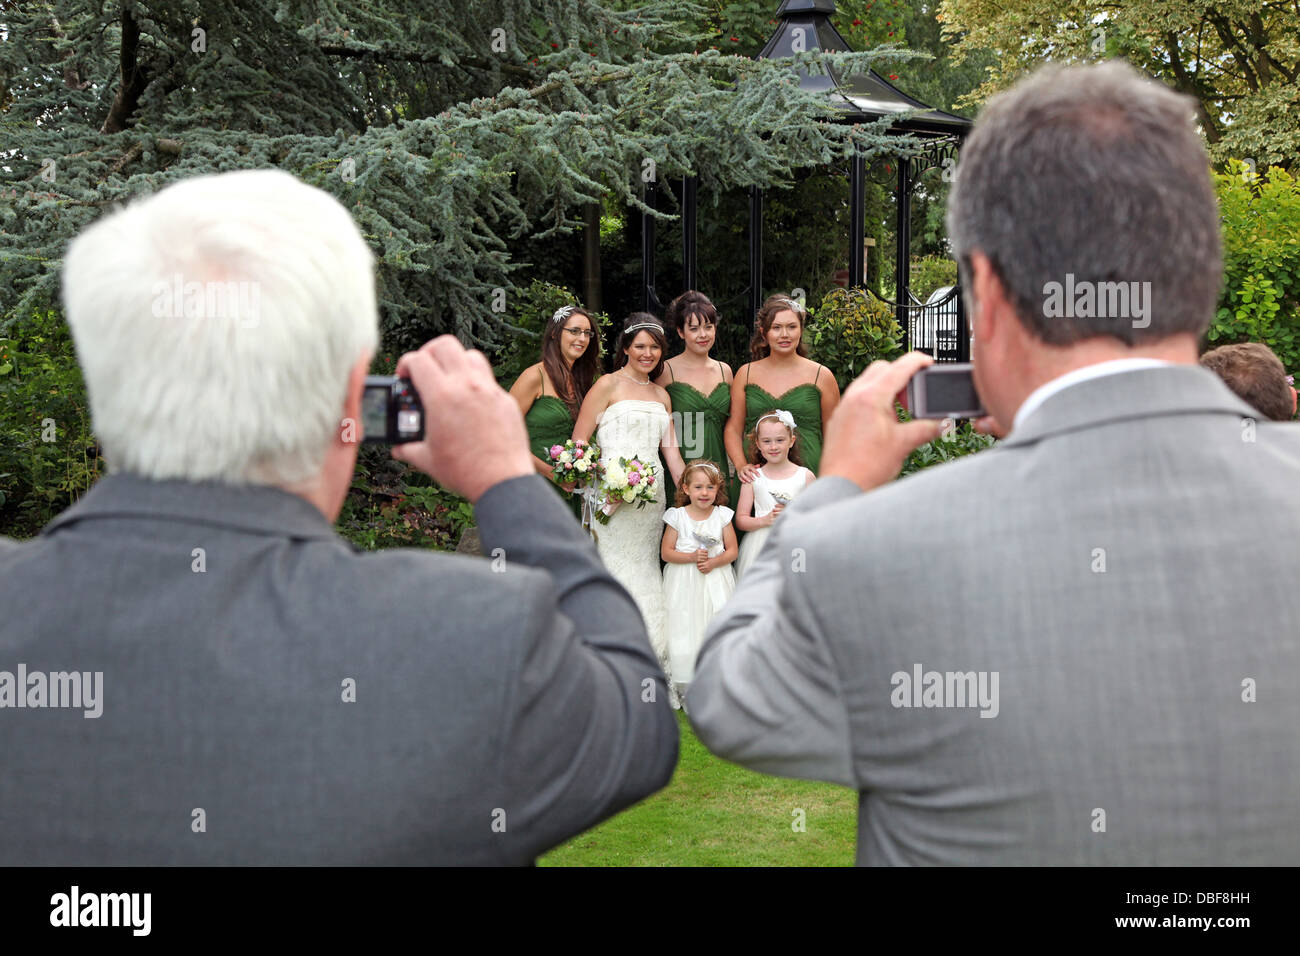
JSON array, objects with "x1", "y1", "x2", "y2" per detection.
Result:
[{"x1": 539, "y1": 711, "x2": 859, "y2": 866}]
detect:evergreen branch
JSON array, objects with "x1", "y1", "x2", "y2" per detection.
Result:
[
  {"x1": 44, "y1": 2, "x2": 90, "y2": 91},
  {"x1": 316, "y1": 40, "x2": 537, "y2": 80},
  {"x1": 104, "y1": 137, "x2": 184, "y2": 179}
]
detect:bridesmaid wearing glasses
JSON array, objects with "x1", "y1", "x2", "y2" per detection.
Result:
[
  {"x1": 508, "y1": 304, "x2": 601, "y2": 519},
  {"x1": 725, "y1": 294, "x2": 840, "y2": 483}
]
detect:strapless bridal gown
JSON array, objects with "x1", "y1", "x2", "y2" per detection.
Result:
[{"x1": 594, "y1": 399, "x2": 673, "y2": 699}]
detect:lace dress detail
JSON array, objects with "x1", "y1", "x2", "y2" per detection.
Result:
[{"x1": 594, "y1": 399, "x2": 674, "y2": 700}]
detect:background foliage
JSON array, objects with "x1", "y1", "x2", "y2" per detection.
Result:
[
  {"x1": 936, "y1": 0, "x2": 1300, "y2": 170},
  {"x1": 0, "y1": 310, "x2": 100, "y2": 536},
  {"x1": 1207, "y1": 161, "x2": 1300, "y2": 373}
]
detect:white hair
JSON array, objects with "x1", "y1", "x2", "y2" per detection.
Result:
[{"x1": 61, "y1": 168, "x2": 379, "y2": 485}]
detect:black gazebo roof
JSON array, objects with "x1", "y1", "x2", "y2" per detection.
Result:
[{"x1": 758, "y1": 0, "x2": 972, "y2": 138}]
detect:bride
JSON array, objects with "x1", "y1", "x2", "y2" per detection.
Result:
[{"x1": 572, "y1": 313, "x2": 687, "y2": 705}]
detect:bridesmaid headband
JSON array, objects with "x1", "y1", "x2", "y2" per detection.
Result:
[
  {"x1": 625, "y1": 321, "x2": 662, "y2": 336},
  {"x1": 689, "y1": 461, "x2": 723, "y2": 480},
  {"x1": 757, "y1": 409, "x2": 797, "y2": 430},
  {"x1": 552, "y1": 305, "x2": 576, "y2": 324}
]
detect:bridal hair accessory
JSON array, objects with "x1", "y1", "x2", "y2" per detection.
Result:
[
  {"x1": 690, "y1": 461, "x2": 723, "y2": 480},
  {"x1": 624, "y1": 320, "x2": 662, "y2": 336},
  {"x1": 552, "y1": 305, "x2": 576, "y2": 324},
  {"x1": 777, "y1": 297, "x2": 804, "y2": 312},
  {"x1": 757, "y1": 409, "x2": 797, "y2": 431}
]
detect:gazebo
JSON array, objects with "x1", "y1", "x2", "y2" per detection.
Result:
[{"x1": 640, "y1": 0, "x2": 973, "y2": 358}]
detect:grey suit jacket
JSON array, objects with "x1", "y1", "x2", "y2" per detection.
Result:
[
  {"x1": 690, "y1": 365, "x2": 1300, "y2": 865},
  {"x1": 0, "y1": 472, "x2": 677, "y2": 864}
]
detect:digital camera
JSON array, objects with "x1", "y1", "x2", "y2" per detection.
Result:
[
  {"x1": 362, "y1": 375, "x2": 425, "y2": 444},
  {"x1": 905, "y1": 363, "x2": 985, "y2": 420}
]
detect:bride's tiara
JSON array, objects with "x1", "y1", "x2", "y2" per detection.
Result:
[{"x1": 624, "y1": 321, "x2": 662, "y2": 336}]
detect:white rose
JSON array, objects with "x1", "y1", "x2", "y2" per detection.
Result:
[
  {"x1": 605, "y1": 464, "x2": 626, "y2": 487},
  {"x1": 559, "y1": 451, "x2": 573, "y2": 463},
  {"x1": 575, "y1": 459, "x2": 589, "y2": 473},
  {"x1": 622, "y1": 488, "x2": 636, "y2": 503}
]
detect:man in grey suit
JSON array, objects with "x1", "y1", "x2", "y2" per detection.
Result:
[
  {"x1": 690, "y1": 60, "x2": 1300, "y2": 864},
  {"x1": 0, "y1": 169, "x2": 677, "y2": 864}
]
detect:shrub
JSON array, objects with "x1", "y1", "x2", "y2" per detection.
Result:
[
  {"x1": 806, "y1": 287, "x2": 905, "y2": 393},
  {"x1": 1208, "y1": 161, "x2": 1300, "y2": 371},
  {"x1": 0, "y1": 310, "x2": 102, "y2": 539},
  {"x1": 899, "y1": 415, "x2": 997, "y2": 477},
  {"x1": 335, "y1": 445, "x2": 473, "y2": 552}
]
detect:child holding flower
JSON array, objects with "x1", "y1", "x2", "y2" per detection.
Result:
[
  {"x1": 661, "y1": 460, "x2": 737, "y2": 707},
  {"x1": 734, "y1": 410, "x2": 814, "y2": 580}
]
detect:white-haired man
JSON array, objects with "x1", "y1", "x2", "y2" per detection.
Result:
[{"x1": 0, "y1": 169, "x2": 677, "y2": 865}]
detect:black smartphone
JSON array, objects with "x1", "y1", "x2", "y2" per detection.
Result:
[
  {"x1": 362, "y1": 375, "x2": 425, "y2": 444},
  {"x1": 905, "y1": 363, "x2": 985, "y2": 419}
]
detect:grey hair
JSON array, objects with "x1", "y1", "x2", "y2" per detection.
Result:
[{"x1": 946, "y1": 59, "x2": 1222, "y2": 345}]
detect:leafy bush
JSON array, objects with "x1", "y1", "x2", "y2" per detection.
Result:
[
  {"x1": 1208, "y1": 161, "x2": 1300, "y2": 371},
  {"x1": 806, "y1": 287, "x2": 905, "y2": 392},
  {"x1": 0, "y1": 310, "x2": 102, "y2": 539},
  {"x1": 899, "y1": 415, "x2": 997, "y2": 477},
  {"x1": 335, "y1": 445, "x2": 474, "y2": 552}
]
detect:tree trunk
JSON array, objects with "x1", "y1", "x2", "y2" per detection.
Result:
[{"x1": 583, "y1": 202, "x2": 602, "y2": 312}]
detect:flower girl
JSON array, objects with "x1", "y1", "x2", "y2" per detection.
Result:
[
  {"x1": 661, "y1": 460, "x2": 738, "y2": 707},
  {"x1": 734, "y1": 410, "x2": 815, "y2": 580}
]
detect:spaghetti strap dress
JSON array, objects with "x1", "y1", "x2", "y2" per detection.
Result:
[
  {"x1": 743, "y1": 364, "x2": 826, "y2": 476},
  {"x1": 662, "y1": 360, "x2": 740, "y2": 511},
  {"x1": 523, "y1": 367, "x2": 583, "y2": 521}
]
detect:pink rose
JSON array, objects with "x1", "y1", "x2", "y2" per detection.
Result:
[
  {"x1": 628, "y1": 472, "x2": 641, "y2": 485},
  {"x1": 550, "y1": 445, "x2": 563, "y2": 458},
  {"x1": 646, "y1": 476, "x2": 655, "y2": 485}
]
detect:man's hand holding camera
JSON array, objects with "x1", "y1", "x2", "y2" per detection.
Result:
[
  {"x1": 819, "y1": 352, "x2": 948, "y2": 493},
  {"x1": 390, "y1": 336, "x2": 534, "y2": 504}
]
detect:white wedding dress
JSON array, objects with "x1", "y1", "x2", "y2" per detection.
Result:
[{"x1": 594, "y1": 399, "x2": 672, "y2": 696}]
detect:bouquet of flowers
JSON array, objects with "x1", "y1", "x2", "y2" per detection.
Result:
[
  {"x1": 770, "y1": 491, "x2": 793, "y2": 506},
  {"x1": 594, "y1": 455, "x2": 658, "y2": 525},
  {"x1": 547, "y1": 439, "x2": 600, "y2": 487}
]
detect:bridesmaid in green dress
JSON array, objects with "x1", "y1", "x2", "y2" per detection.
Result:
[
  {"x1": 508, "y1": 305, "x2": 601, "y2": 520},
  {"x1": 725, "y1": 293, "x2": 841, "y2": 483},
  {"x1": 653, "y1": 291, "x2": 739, "y2": 511}
]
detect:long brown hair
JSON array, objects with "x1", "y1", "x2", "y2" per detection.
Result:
[
  {"x1": 541, "y1": 306, "x2": 600, "y2": 420},
  {"x1": 614, "y1": 312, "x2": 668, "y2": 380},
  {"x1": 749, "y1": 294, "x2": 810, "y2": 361}
]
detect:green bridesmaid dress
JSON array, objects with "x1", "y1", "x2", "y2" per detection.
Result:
[
  {"x1": 743, "y1": 363, "x2": 826, "y2": 476},
  {"x1": 663, "y1": 360, "x2": 740, "y2": 511},
  {"x1": 524, "y1": 368, "x2": 583, "y2": 522}
]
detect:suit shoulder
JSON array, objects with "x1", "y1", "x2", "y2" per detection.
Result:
[
  {"x1": 0, "y1": 535, "x2": 22, "y2": 561},
  {"x1": 354, "y1": 544, "x2": 551, "y2": 593}
]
